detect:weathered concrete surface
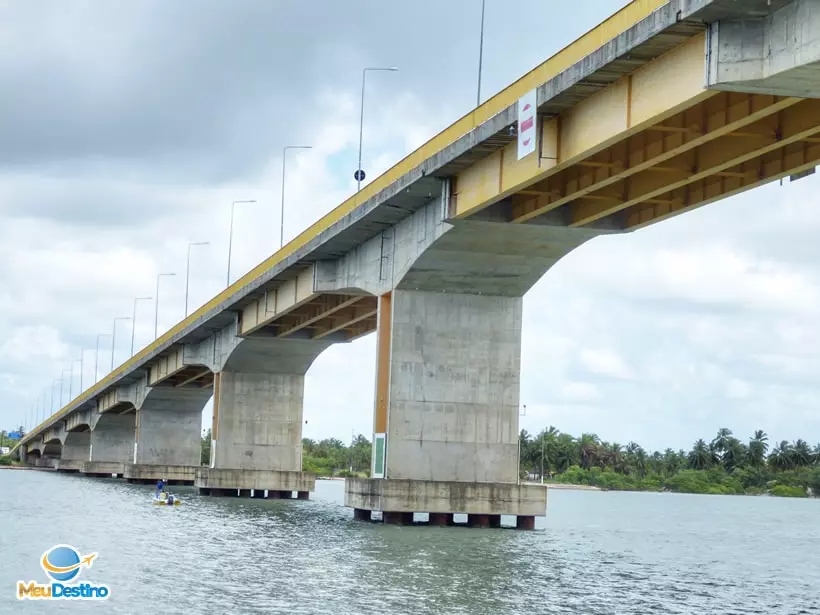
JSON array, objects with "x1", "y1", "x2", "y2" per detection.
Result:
[
  {"x1": 54, "y1": 459, "x2": 84, "y2": 472},
  {"x1": 345, "y1": 478, "x2": 547, "y2": 516},
  {"x1": 211, "y1": 338, "x2": 331, "y2": 471},
  {"x1": 62, "y1": 430, "x2": 90, "y2": 462},
  {"x1": 89, "y1": 412, "x2": 135, "y2": 463},
  {"x1": 81, "y1": 461, "x2": 125, "y2": 476},
  {"x1": 195, "y1": 468, "x2": 315, "y2": 492},
  {"x1": 134, "y1": 387, "x2": 209, "y2": 466},
  {"x1": 124, "y1": 464, "x2": 197, "y2": 484},
  {"x1": 706, "y1": 0, "x2": 820, "y2": 98},
  {"x1": 383, "y1": 290, "x2": 521, "y2": 484}
]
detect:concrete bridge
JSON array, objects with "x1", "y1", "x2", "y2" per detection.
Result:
[{"x1": 13, "y1": 0, "x2": 820, "y2": 528}]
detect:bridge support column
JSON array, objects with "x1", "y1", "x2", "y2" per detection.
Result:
[
  {"x1": 55, "y1": 431, "x2": 90, "y2": 473},
  {"x1": 83, "y1": 412, "x2": 135, "y2": 477},
  {"x1": 196, "y1": 341, "x2": 322, "y2": 498},
  {"x1": 344, "y1": 290, "x2": 546, "y2": 528},
  {"x1": 128, "y1": 387, "x2": 209, "y2": 484}
]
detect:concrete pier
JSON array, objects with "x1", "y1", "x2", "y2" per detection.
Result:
[
  {"x1": 195, "y1": 468, "x2": 315, "y2": 497},
  {"x1": 81, "y1": 461, "x2": 125, "y2": 477},
  {"x1": 345, "y1": 290, "x2": 547, "y2": 526},
  {"x1": 54, "y1": 459, "x2": 84, "y2": 473},
  {"x1": 133, "y1": 387, "x2": 209, "y2": 466},
  {"x1": 124, "y1": 463, "x2": 197, "y2": 485},
  {"x1": 89, "y1": 412, "x2": 135, "y2": 465},
  {"x1": 199, "y1": 338, "x2": 329, "y2": 498}
]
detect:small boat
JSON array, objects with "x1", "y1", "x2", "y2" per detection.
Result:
[{"x1": 153, "y1": 492, "x2": 182, "y2": 506}]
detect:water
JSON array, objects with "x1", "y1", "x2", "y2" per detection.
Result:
[{"x1": 1, "y1": 470, "x2": 818, "y2": 614}]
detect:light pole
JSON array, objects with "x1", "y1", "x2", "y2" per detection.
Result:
[
  {"x1": 281, "y1": 146, "x2": 311, "y2": 249},
  {"x1": 227, "y1": 200, "x2": 255, "y2": 287},
  {"x1": 355, "y1": 66, "x2": 398, "y2": 192},
  {"x1": 185, "y1": 242, "x2": 209, "y2": 316},
  {"x1": 95, "y1": 333, "x2": 110, "y2": 383},
  {"x1": 52, "y1": 379, "x2": 59, "y2": 412},
  {"x1": 477, "y1": 0, "x2": 486, "y2": 107},
  {"x1": 60, "y1": 368, "x2": 70, "y2": 406},
  {"x1": 69, "y1": 360, "x2": 75, "y2": 400},
  {"x1": 131, "y1": 296, "x2": 153, "y2": 355},
  {"x1": 154, "y1": 273, "x2": 176, "y2": 339},
  {"x1": 111, "y1": 317, "x2": 131, "y2": 370}
]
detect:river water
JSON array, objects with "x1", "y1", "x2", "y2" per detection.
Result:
[{"x1": 1, "y1": 470, "x2": 818, "y2": 614}]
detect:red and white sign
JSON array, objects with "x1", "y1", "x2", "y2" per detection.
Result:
[{"x1": 517, "y1": 89, "x2": 537, "y2": 160}]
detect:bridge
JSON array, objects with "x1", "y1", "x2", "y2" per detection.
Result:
[{"x1": 13, "y1": 0, "x2": 820, "y2": 529}]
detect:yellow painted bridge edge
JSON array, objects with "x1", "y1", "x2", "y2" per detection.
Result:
[{"x1": 21, "y1": 0, "x2": 667, "y2": 442}]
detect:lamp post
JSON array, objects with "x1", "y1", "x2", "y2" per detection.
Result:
[
  {"x1": 95, "y1": 333, "x2": 110, "y2": 383},
  {"x1": 355, "y1": 66, "x2": 398, "y2": 192},
  {"x1": 60, "y1": 368, "x2": 70, "y2": 406},
  {"x1": 185, "y1": 242, "x2": 209, "y2": 316},
  {"x1": 131, "y1": 296, "x2": 153, "y2": 355},
  {"x1": 280, "y1": 146, "x2": 311, "y2": 249},
  {"x1": 52, "y1": 379, "x2": 59, "y2": 412},
  {"x1": 227, "y1": 200, "x2": 256, "y2": 287},
  {"x1": 154, "y1": 273, "x2": 176, "y2": 339},
  {"x1": 477, "y1": 0, "x2": 486, "y2": 106},
  {"x1": 111, "y1": 317, "x2": 131, "y2": 370}
]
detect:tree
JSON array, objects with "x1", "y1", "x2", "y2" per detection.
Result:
[
  {"x1": 688, "y1": 439, "x2": 716, "y2": 470},
  {"x1": 200, "y1": 428, "x2": 211, "y2": 466},
  {"x1": 768, "y1": 441, "x2": 794, "y2": 471},
  {"x1": 722, "y1": 438, "x2": 747, "y2": 473},
  {"x1": 748, "y1": 430, "x2": 769, "y2": 468},
  {"x1": 792, "y1": 439, "x2": 812, "y2": 467}
]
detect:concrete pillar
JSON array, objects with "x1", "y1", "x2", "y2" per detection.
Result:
[
  {"x1": 344, "y1": 290, "x2": 547, "y2": 522},
  {"x1": 195, "y1": 338, "x2": 327, "y2": 498},
  {"x1": 62, "y1": 430, "x2": 90, "y2": 461},
  {"x1": 89, "y1": 412, "x2": 135, "y2": 463},
  {"x1": 210, "y1": 371, "x2": 303, "y2": 471},
  {"x1": 134, "y1": 387, "x2": 209, "y2": 467}
]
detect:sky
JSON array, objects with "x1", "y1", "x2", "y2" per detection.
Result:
[{"x1": 2, "y1": 0, "x2": 819, "y2": 454}]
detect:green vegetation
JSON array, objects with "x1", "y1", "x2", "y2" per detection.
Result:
[
  {"x1": 199, "y1": 429, "x2": 373, "y2": 476},
  {"x1": 0, "y1": 455, "x2": 14, "y2": 466},
  {"x1": 195, "y1": 424, "x2": 819, "y2": 497},
  {"x1": 519, "y1": 427, "x2": 820, "y2": 498},
  {"x1": 200, "y1": 429, "x2": 211, "y2": 465},
  {"x1": 302, "y1": 435, "x2": 371, "y2": 477}
]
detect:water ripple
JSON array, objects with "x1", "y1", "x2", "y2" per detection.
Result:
[{"x1": 1, "y1": 471, "x2": 818, "y2": 614}]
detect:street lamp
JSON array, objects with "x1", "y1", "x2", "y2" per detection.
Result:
[
  {"x1": 281, "y1": 146, "x2": 311, "y2": 249},
  {"x1": 60, "y1": 368, "x2": 70, "y2": 406},
  {"x1": 111, "y1": 317, "x2": 131, "y2": 370},
  {"x1": 131, "y1": 296, "x2": 153, "y2": 355},
  {"x1": 355, "y1": 66, "x2": 398, "y2": 192},
  {"x1": 185, "y1": 242, "x2": 209, "y2": 316},
  {"x1": 227, "y1": 200, "x2": 256, "y2": 287},
  {"x1": 154, "y1": 273, "x2": 176, "y2": 339},
  {"x1": 477, "y1": 0, "x2": 486, "y2": 106},
  {"x1": 52, "y1": 379, "x2": 60, "y2": 412},
  {"x1": 95, "y1": 333, "x2": 110, "y2": 383}
]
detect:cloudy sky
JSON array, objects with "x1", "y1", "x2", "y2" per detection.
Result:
[{"x1": 2, "y1": 0, "x2": 819, "y2": 453}]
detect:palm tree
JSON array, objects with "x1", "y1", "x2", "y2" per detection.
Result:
[
  {"x1": 792, "y1": 439, "x2": 812, "y2": 467},
  {"x1": 688, "y1": 439, "x2": 716, "y2": 470},
  {"x1": 578, "y1": 433, "x2": 600, "y2": 470},
  {"x1": 768, "y1": 441, "x2": 794, "y2": 471},
  {"x1": 748, "y1": 430, "x2": 769, "y2": 468},
  {"x1": 711, "y1": 427, "x2": 733, "y2": 461},
  {"x1": 722, "y1": 438, "x2": 747, "y2": 472}
]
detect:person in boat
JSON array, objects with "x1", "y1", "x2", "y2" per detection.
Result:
[{"x1": 155, "y1": 479, "x2": 167, "y2": 499}]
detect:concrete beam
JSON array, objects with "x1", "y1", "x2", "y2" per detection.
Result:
[{"x1": 706, "y1": 0, "x2": 820, "y2": 98}]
